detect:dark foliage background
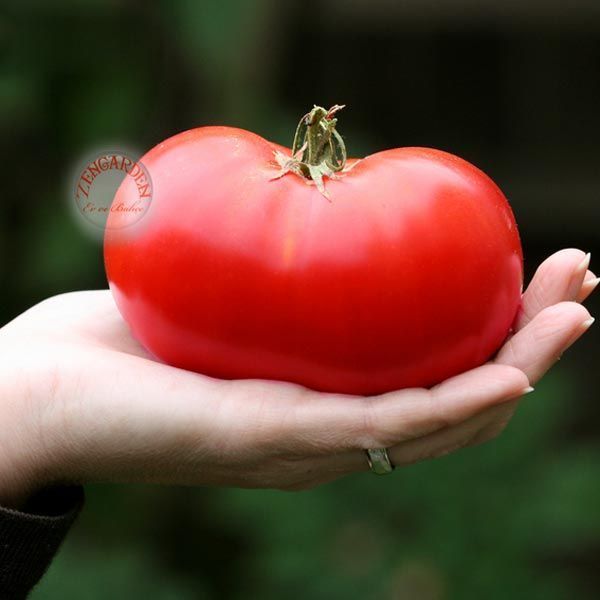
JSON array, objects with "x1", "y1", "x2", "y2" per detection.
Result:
[{"x1": 1, "y1": 1, "x2": 599, "y2": 598}]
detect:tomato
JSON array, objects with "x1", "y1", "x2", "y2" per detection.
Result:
[{"x1": 105, "y1": 106, "x2": 523, "y2": 396}]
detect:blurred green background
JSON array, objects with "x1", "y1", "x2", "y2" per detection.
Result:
[{"x1": 2, "y1": 1, "x2": 600, "y2": 598}]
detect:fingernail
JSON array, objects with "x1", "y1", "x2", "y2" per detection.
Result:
[
  {"x1": 581, "y1": 317, "x2": 595, "y2": 331},
  {"x1": 565, "y1": 317, "x2": 595, "y2": 349},
  {"x1": 581, "y1": 277, "x2": 600, "y2": 296},
  {"x1": 510, "y1": 386, "x2": 534, "y2": 400},
  {"x1": 575, "y1": 252, "x2": 591, "y2": 277}
]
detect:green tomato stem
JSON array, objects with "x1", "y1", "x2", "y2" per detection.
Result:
[{"x1": 273, "y1": 104, "x2": 347, "y2": 197}]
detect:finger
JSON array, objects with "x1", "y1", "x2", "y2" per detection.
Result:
[
  {"x1": 467, "y1": 399, "x2": 519, "y2": 447},
  {"x1": 578, "y1": 270, "x2": 599, "y2": 303},
  {"x1": 387, "y1": 398, "x2": 520, "y2": 468},
  {"x1": 277, "y1": 363, "x2": 530, "y2": 457},
  {"x1": 331, "y1": 271, "x2": 596, "y2": 475},
  {"x1": 324, "y1": 400, "x2": 519, "y2": 476},
  {"x1": 327, "y1": 386, "x2": 529, "y2": 474},
  {"x1": 517, "y1": 249, "x2": 590, "y2": 329},
  {"x1": 495, "y1": 301, "x2": 594, "y2": 384}
]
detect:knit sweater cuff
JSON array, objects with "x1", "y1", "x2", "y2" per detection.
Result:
[{"x1": 0, "y1": 485, "x2": 84, "y2": 599}]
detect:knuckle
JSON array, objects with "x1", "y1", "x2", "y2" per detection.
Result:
[
  {"x1": 354, "y1": 398, "x2": 391, "y2": 449},
  {"x1": 423, "y1": 389, "x2": 453, "y2": 431},
  {"x1": 359, "y1": 398, "x2": 378, "y2": 445},
  {"x1": 496, "y1": 335, "x2": 519, "y2": 366}
]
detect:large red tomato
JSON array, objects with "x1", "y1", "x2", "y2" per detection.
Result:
[{"x1": 105, "y1": 106, "x2": 523, "y2": 395}]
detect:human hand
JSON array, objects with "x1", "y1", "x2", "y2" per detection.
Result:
[{"x1": 0, "y1": 250, "x2": 595, "y2": 506}]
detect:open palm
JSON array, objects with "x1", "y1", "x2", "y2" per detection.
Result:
[{"x1": 0, "y1": 249, "x2": 595, "y2": 506}]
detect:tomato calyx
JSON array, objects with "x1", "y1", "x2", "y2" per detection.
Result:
[{"x1": 272, "y1": 104, "x2": 347, "y2": 198}]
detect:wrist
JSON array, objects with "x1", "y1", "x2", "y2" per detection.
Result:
[
  {"x1": 0, "y1": 345, "x2": 66, "y2": 509},
  {"x1": 0, "y1": 413, "x2": 47, "y2": 509},
  {"x1": 0, "y1": 416, "x2": 53, "y2": 510}
]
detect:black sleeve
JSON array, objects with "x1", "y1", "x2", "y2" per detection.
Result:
[{"x1": 0, "y1": 486, "x2": 84, "y2": 599}]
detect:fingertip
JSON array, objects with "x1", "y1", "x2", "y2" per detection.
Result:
[
  {"x1": 580, "y1": 316, "x2": 595, "y2": 332},
  {"x1": 436, "y1": 363, "x2": 530, "y2": 403},
  {"x1": 496, "y1": 300, "x2": 593, "y2": 383},
  {"x1": 550, "y1": 248, "x2": 588, "y2": 265},
  {"x1": 540, "y1": 249, "x2": 587, "y2": 274},
  {"x1": 574, "y1": 251, "x2": 591, "y2": 277},
  {"x1": 424, "y1": 363, "x2": 531, "y2": 432},
  {"x1": 481, "y1": 362, "x2": 531, "y2": 387},
  {"x1": 544, "y1": 300, "x2": 591, "y2": 328},
  {"x1": 495, "y1": 364, "x2": 531, "y2": 397},
  {"x1": 570, "y1": 252, "x2": 592, "y2": 298},
  {"x1": 535, "y1": 302, "x2": 592, "y2": 348},
  {"x1": 578, "y1": 271, "x2": 599, "y2": 303}
]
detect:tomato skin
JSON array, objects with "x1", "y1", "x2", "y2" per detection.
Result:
[{"x1": 105, "y1": 126, "x2": 523, "y2": 396}]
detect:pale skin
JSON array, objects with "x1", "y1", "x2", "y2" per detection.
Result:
[{"x1": 0, "y1": 249, "x2": 596, "y2": 508}]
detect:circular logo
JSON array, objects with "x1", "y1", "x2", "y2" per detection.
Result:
[{"x1": 72, "y1": 149, "x2": 153, "y2": 231}]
